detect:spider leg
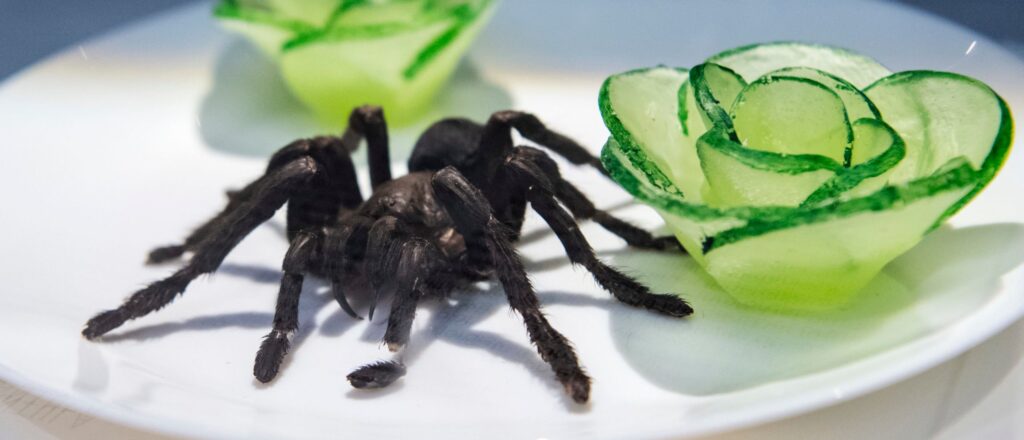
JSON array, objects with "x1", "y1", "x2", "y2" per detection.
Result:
[
  {"x1": 347, "y1": 217, "x2": 443, "y2": 389},
  {"x1": 348, "y1": 361, "x2": 407, "y2": 389},
  {"x1": 381, "y1": 238, "x2": 440, "y2": 351},
  {"x1": 431, "y1": 167, "x2": 592, "y2": 404},
  {"x1": 344, "y1": 105, "x2": 392, "y2": 188},
  {"x1": 254, "y1": 230, "x2": 319, "y2": 383},
  {"x1": 363, "y1": 216, "x2": 431, "y2": 322},
  {"x1": 147, "y1": 134, "x2": 364, "y2": 263},
  {"x1": 82, "y1": 157, "x2": 319, "y2": 339},
  {"x1": 514, "y1": 147, "x2": 683, "y2": 251},
  {"x1": 145, "y1": 173, "x2": 262, "y2": 264},
  {"x1": 485, "y1": 110, "x2": 607, "y2": 175},
  {"x1": 559, "y1": 182, "x2": 682, "y2": 251},
  {"x1": 505, "y1": 152, "x2": 693, "y2": 318}
]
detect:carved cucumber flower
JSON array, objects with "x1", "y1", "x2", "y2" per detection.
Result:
[
  {"x1": 600, "y1": 42, "x2": 1013, "y2": 311},
  {"x1": 214, "y1": 0, "x2": 497, "y2": 125}
]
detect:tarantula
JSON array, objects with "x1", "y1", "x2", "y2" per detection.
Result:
[{"x1": 82, "y1": 106, "x2": 692, "y2": 403}]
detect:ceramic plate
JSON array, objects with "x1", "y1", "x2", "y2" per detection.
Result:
[{"x1": 0, "y1": 0, "x2": 1022, "y2": 438}]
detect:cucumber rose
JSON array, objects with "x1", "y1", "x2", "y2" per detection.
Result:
[
  {"x1": 214, "y1": 0, "x2": 497, "y2": 126},
  {"x1": 600, "y1": 42, "x2": 1013, "y2": 311}
]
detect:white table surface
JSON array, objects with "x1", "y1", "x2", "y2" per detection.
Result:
[{"x1": 2, "y1": 1, "x2": 1023, "y2": 439}]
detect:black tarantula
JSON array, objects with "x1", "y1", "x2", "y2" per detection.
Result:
[{"x1": 82, "y1": 106, "x2": 692, "y2": 403}]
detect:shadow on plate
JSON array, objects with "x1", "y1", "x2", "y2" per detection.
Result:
[
  {"x1": 197, "y1": 41, "x2": 513, "y2": 160},
  {"x1": 701, "y1": 320, "x2": 1024, "y2": 440},
  {"x1": 74, "y1": 262, "x2": 621, "y2": 410},
  {"x1": 73, "y1": 279, "x2": 350, "y2": 390},
  {"x1": 607, "y1": 223, "x2": 1024, "y2": 396},
  {"x1": 377, "y1": 285, "x2": 617, "y2": 411}
]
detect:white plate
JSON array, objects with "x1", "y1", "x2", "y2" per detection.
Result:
[{"x1": 0, "y1": 1, "x2": 1023, "y2": 439}]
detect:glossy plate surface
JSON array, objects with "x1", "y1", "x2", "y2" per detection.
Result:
[{"x1": 0, "y1": 1, "x2": 1022, "y2": 438}]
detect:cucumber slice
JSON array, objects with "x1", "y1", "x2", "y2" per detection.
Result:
[
  {"x1": 764, "y1": 67, "x2": 881, "y2": 123},
  {"x1": 866, "y1": 71, "x2": 1010, "y2": 184},
  {"x1": 601, "y1": 139, "x2": 759, "y2": 264},
  {"x1": 731, "y1": 76, "x2": 852, "y2": 163},
  {"x1": 677, "y1": 80, "x2": 705, "y2": 140},
  {"x1": 802, "y1": 118, "x2": 906, "y2": 205},
  {"x1": 849, "y1": 118, "x2": 901, "y2": 165},
  {"x1": 866, "y1": 70, "x2": 1014, "y2": 223},
  {"x1": 600, "y1": 66, "x2": 700, "y2": 199},
  {"x1": 689, "y1": 63, "x2": 746, "y2": 133},
  {"x1": 707, "y1": 41, "x2": 892, "y2": 88},
  {"x1": 704, "y1": 173, "x2": 974, "y2": 311},
  {"x1": 697, "y1": 127, "x2": 841, "y2": 207}
]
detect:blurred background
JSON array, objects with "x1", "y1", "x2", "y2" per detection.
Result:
[{"x1": 0, "y1": 0, "x2": 1022, "y2": 80}]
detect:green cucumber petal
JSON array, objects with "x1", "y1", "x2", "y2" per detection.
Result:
[
  {"x1": 849, "y1": 118, "x2": 902, "y2": 165},
  {"x1": 677, "y1": 80, "x2": 706, "y2": 140},
  {"x1": 600, "y1": 67, "x2": 697, "y2": 198},
  {"x1": 731, "y1": 76, "x2": 852, "y2": 163},
  {"x1": 867, "y1": 70, "x2": 1014, "y2": 226},
  {"x1": 697, "y1": 127, "x2": 841, "y2": 207},
  {"x1": 707, "y1": 41, "x2": 892, "y2": 88},
  {"x1": 866, "y1": 70, "x2": 1011, "y2": 184},
  {"x1": 764, "y1": 66, "x2": 881, "y2": 122},
  {"x1": 602, "y1": 139, "x2": 757, "y2": 263},
  {"x1": 802, "y1": 118, "x2": 906, "y2": 205},
  {"x1": 689, "y1": 62, "x2": 746, "y2": 133}
]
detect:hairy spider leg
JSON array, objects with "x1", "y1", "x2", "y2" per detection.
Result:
[
  {"x1": 348, "y1": 361, "x2": 407, "y2": 390},
  {"x1": 505, "y1": 150, "x2": 693, "y2": 318},
  {"x1": 431, "y1": 166, "x2": 592, "y2": 404},
  {"x1": 491, "y1": 110, "x2": 607, "y2": 175},
  {"x1": 82, "y1": 158, "x2": 319, "y2": 339},
  {"x1": 511, "y1": 146, "x2": 683, "y2": 251},
  {"x1": 461, "y1": 112, "x2": 517, "y2": 188},
  {"x1": 146, "y1": 134, "x2": 364, "y2": 263},
  {"x1": 363, "y1": 216, "x2": 408, "y2": 321},
  {"x1": 143, "y1": 137, "x2": 314, "y2": 264},
  {"x1": 380, "y1": 238, "x2": 432, "y2": 350},
  {"x1": 146, "y1": 104, "x2": 392, "y2": 263},
  {"x1": 254, "y1": 230, "x2": 320, "y2": 383},
  {"x1": 347, "y1": 217, "x2": 444, "y2": 390},
  {"x1": 345, "y1": 105, "x2": 392, "y2": 189},
  {"x1": 281, "y1": 138, "x2": 363, "y2": 240}
]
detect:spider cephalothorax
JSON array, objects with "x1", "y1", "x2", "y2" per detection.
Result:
[{"x1": 82, "y1": 106, "x2": 692, "y2": 403}]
